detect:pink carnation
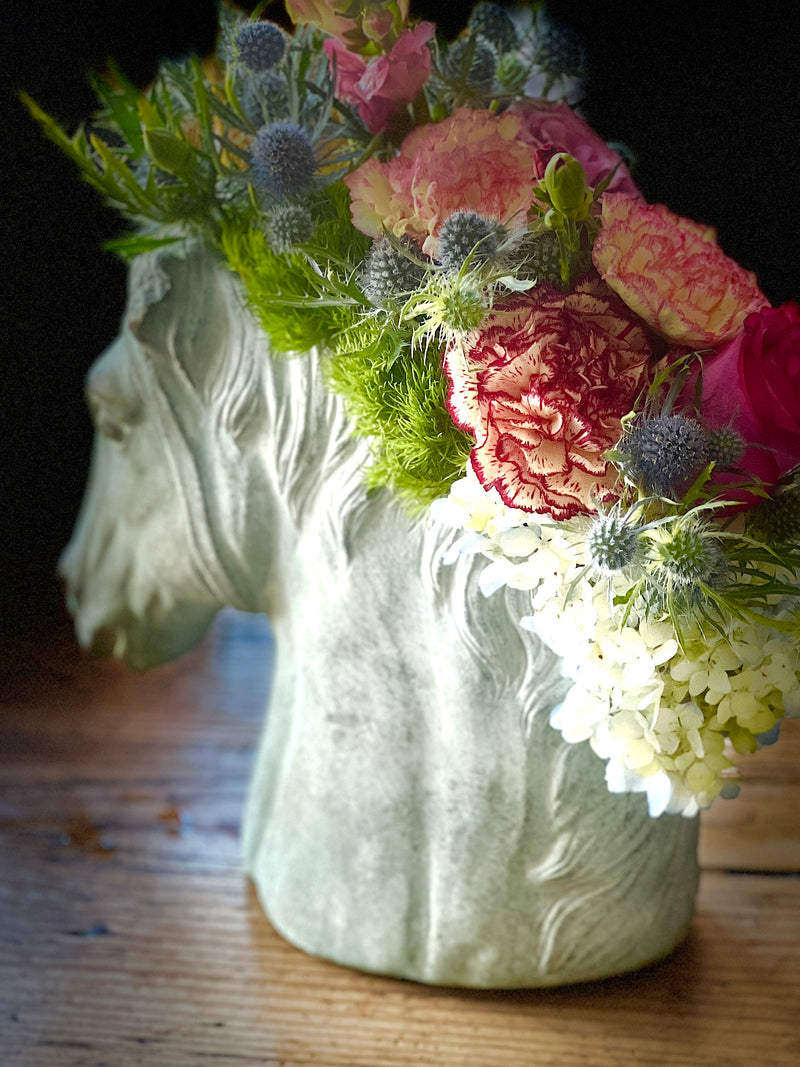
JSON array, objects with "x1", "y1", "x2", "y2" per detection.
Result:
[
  {"x1": 511, "y1": 100, "x2": 640, "y2": 196},
  {"x1": 325, "y1": 23, "x2": 434, "y2": 135},
  {"x1": 345, "y1": 108, "x2": 537, "y2": 257},
  {"x1": 443, "y1": 278, "x2": 654, "y2": 519},
  {"x1": 593, "y1": 193, "x2": 768, "y2": 346}
]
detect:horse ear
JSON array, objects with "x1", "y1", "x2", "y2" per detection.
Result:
[{"x1": 126, "y1": 243, "x2": 234, "y2": 402}]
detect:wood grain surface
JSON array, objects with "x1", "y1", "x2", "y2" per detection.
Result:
[{"x1": 1, "y1": 609, "x2": 798, "y2": 1066}]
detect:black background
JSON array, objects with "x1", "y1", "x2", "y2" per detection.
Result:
[{"x1": 4, "y1": 0, "x2": 799, "y2": 638}]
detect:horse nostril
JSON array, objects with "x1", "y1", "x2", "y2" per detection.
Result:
[
  {"x1": 90, "y1": 626, "x2": 119, "y2": 657},
  {"x1": 64, "y1": 583, "x2": 82, "y2": 617}
]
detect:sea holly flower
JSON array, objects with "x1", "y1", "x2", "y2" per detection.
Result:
[
  {"x1": 586, "y1": 511, "x2": 643, "y2": 576},
  {"x1": 705, "y1": 426, "x2": 745, "y2": 469},
  {"x1": 619, "y1": 413, "x2": 709, "y2": 496},
  {"x1": 468, "y1": 2, "x2": 518, "y2": 54},
  {"x1": 442, "y1": 277, "x2": 654, "y2": 519},
  {"x1": 533, "y1": 15, "x2": 586, "y2": 85},
  {"x1": 234, "y1": 22, "x2": 287, "y2": 72},
  {"x1": 324, "y1": 23, "x2": 434, "y2": 135},
  {"x1": 359, "y1": 236, "x2": 428, "y2": 306},
  {"x1": 439, "y1": 34, "x2": 498, "y2": 95},
  {"x1": 250, "y1": 122, "x2": 316, "y2": 199},
  {"x1": 345, "y1": 108, "x2": 537, "y2": 258},
  {"x1": 263, "y1": 202, "x2": 315, "y2": 253},
  {"x1": 437, "y1": 210, "x2": 504, "y2": 271},
  {"x1": 592, "y1": 193, "x2": 768, "y2": 346}
]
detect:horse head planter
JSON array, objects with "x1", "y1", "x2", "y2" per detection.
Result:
[{"x1": 60, "y1": 239, "x2": 700, "y2": 988}]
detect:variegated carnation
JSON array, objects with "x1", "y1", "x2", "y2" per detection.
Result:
[
  {"x1": 344, "y1": 108, "x2": 537, "y2": 258},
  {"x1": 593, "y1": 193, "x2": 768, "y2": 346},
  {"x1": 443, "y1": 278, "x2": 654, "y2": 519}
]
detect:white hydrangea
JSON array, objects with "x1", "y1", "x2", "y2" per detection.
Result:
[{"x1": 434, "y1": 473, "x2": 800, "y2": 818}]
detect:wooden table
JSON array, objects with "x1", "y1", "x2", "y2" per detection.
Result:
[{"x1": 2, "y1": 609, "x2": 799, "y2": 1066}]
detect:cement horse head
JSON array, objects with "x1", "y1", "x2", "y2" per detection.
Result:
[
  {"x1": 60, "y1": 240, "x2": 699, "y2": 988},
  {"x1": 59, "y1": 240, "x2": 359, "y2": 667}
]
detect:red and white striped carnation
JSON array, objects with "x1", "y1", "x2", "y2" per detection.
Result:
[{"x1": 442, "y1": 278, "x2": 655, "y2": 519}]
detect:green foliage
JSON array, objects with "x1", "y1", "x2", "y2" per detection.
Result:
[
  {"x1": 325, "y1": 340, "x2": 474, "y2": 511},
  {"x1": 222, "y1": 224, "x2": 341, "y2": 353}
]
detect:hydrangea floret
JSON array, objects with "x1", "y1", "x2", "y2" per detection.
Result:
[{"x1": 25, "y1": 0, "x2": 800, "y2": 819}]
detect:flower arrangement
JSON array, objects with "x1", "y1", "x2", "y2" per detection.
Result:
[{"x1": 25, "y1": 0, "x2": 800, "y2": 818}]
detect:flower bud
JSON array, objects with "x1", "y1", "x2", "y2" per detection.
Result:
[{"x1": 541, "y1": 153, "x2": 593, "y2": 221}]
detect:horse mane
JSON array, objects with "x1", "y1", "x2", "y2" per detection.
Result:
[{"x1": 127, "y1": 239, "x2": 561, "y2": 727}]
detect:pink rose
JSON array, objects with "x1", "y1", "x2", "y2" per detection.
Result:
[
  {"x1": 593, "y1": 193, "x2": 768, "y2": 347},
  {"x1": 683, "y1": 302, "x2": 800, "y2": 487},
  {"x1": 443, "y1": 278, "x2": 654, "y2": 519},
  {"x1": 511, "y1": 100, "x2": 640, "y2": 196},
  {"x1": 325, "y1": 23, "x2": 434, "y2": 134},
  {"x1": 345, "y1": 108, "x2": 537, "y2": 256}
]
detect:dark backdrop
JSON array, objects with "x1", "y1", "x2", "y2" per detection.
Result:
[{"x1": 4, "y1": 0, "x2": 799, "y2": 639}]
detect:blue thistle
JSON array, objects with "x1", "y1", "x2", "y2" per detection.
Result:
[
  {"x1": 438, "y1": 211, "x2": 503, "y2": 271},
  {"x1": 705, "y1": 425, "x2": 745, "y2": 468},
  {"x1": 749, "y1": 488, "x2": 800, "y2": 543},
  {"x1": 440, "y1": 35, "x2": 498, "y2": 93},
  {"x1": 235, "y1": 69, "x2": 290, "y2": 126},
  {"x1": 235, "y1": 22, "x2": 286, "y2": 72},
  {"x1": 520, "y1": 230, "x2": 562, "y2": 283},
  {"x1": 655, "y1": 524, "x2": 723, "y2": 587},
  {"x1": 586, "y1": 512, "x2": 642, "y2": 576},
  {"x1": 468, "y1": 3, "x2": 518, "y2": 53},
  {"x1": 622, "y1": 414, "x2": 708, "y2": 496},
  {"x1": 534, "y1": 17, "x2": 585, "y2": 80},
  {"x1": 250, "y1": 122, "x2": 315, "y2": 199},
  {"x1": 264, "y1": 202, "x2": 314, "y2": 253},
  {"x1": 361, "y1": 238, "x2": 428, "y2": 306}
]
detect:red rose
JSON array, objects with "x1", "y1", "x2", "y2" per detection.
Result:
[
  {"x1": 686, "y1": 301, "x2": 800, "y2": 486},
  {"x1": 443, "y1": 279, "x2": 654, "y2": 519}
]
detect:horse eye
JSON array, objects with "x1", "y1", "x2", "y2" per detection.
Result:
[
  {"x1": 94, "y1": 410, "x2": 128, "y2": 443},
  {"x1": 87, "y1": 395, "x2": 134, "y2": 444}
]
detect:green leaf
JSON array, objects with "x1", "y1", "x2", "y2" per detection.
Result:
[
  {"x1": 89, "y1": 133, "x2": 154, "y2": 210},
  {"x1": 142, "y1": 128, "x2": 197, "y2": 178},
  {"x1": 102, "y1": 233, "x2": 183, "y2": 259},
  {"x1": 89, "y1": 66, "x2": 147, "y2": 156}
]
